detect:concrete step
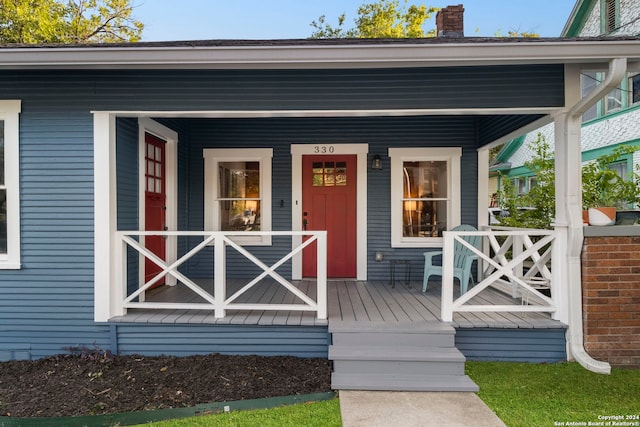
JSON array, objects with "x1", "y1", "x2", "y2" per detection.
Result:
[
  {"x1": 331, "y1": 372, "x2": 479, "y2": 392},
  {"x1": 331, "y1": 346, "x2": 466, "y2": 376}
]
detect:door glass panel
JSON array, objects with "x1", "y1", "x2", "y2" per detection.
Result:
[
  {"x1": 147, "y1": 177, "x2": 154, "y2": 192},
  {"x1": 311, "y1": 160, "x2": 348, "y2": 187},
  {"x1": 312, "y1": 162, "x2": 324, "y2": 186},
  {"x1": 155, "y1": 146, "x2": 161, "y2": 162},
  {"x1": 147, "y1": 143, "x2": 154, "y2": 159}
]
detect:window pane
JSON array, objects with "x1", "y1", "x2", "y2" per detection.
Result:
[
  {"x1": 0, "y1": 189, "x2": 6, "y2": 254},
  {"x1": 0, "y1": 120, "x2": 4, "y2": 186},
  {"x1": 631, "y1": 74, "x2": 640, "y2": 105},
  {"x1": 220, "y1": 200, "x2": 261, "y2": 231},
  {"x1": 147, "y1": 143, "x2": 154, "y2": 160},
  {"x1": 609, "y1": 161, "x2": 627, "y2": 179},
  {"x1": 581, "y1": 73, "x2": 598, "y2": 122},
  {"x1": 219, "y1": 162, "x2": 260, "y2": 198},
  {"x1": 403, "y1": 161, "x2": 447, "y2": 199},
  {"x1": 402, "y1": 200, "x2": 447, "y2": 238},
  {"x1": 606, "y1": 87, "x2": 622, "y2": 113}
]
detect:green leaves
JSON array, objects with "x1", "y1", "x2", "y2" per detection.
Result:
[
  {"x1": 0, "y1": 0, "x2": 143, "y2": 44},
  {"x1": 310, "y1": 0, "x2": 439, "y2": 39}
]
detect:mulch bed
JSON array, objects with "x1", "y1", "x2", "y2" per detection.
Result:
[{"x1": 0, "y1": 350, "x2": 332, "y2": 418}]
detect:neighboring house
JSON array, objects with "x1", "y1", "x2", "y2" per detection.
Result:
[
  {"x1": 0, "y1": 5, "x2": 639, "y2": 389},
  {"x1": 492, "y1": 0, "x2": 640, "y2": 206}
]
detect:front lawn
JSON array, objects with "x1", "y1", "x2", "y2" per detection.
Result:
[{"x1": 467, "y1": 361, "x2": 640, "y2": 427}]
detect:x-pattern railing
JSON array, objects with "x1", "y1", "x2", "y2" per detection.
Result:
[
  {"x1": 116, "y1": 231, "x2": 327, "y2": 320},
  {"x1": 441, "y1": 228, "x2": 557, "y2": 322}
]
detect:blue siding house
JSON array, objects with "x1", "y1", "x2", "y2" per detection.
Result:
[{"x1": 1, "y1": 11, "x2": 639, "y2": 389}]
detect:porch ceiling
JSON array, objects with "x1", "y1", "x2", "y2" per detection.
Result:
[{"x1": 145, "y1": 112, "x2": 546, "y2": 151}]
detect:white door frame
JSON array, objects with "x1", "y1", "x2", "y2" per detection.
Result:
[
  {"x1": 291, "y1": 144, "x2": 369, "y2": 280},
  {"x1": 138, "y1": 118, "x2": 179, "y2": 287}
]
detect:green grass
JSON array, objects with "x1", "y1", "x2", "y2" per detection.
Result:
[
  {"x1": 133, "y1": 362, "x2": 640, "y2": 427},
  {"x1": 467, "y1": 361, "x2": 640, "y2": 427},
  {"x1": 134, "y1": 397, "x2": 341, "y2": 427}
]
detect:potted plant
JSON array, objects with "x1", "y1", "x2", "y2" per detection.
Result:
[{"x1": 581, "y1": 146, "x2": 640, "y2": 226}]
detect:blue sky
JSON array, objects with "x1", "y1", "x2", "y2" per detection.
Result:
[{"x1": 136, "y1": 1, "x2": 577, "y2": 41}]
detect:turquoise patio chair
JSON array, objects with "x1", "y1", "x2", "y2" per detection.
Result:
[{"x1": 422, "y1": 224, "x2": 481, "y2": 295}]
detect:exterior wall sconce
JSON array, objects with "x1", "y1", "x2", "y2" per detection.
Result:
[
  {"x1": 371, "y1": 154, "x2": 382, "y2": 170},
  {"x1": 374, "y1": 251, "x2": 384, "y2": 262}
]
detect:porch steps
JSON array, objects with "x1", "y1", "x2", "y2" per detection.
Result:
[{"x1": 329, "y1": 321, "x2": 478, "y2": 392}]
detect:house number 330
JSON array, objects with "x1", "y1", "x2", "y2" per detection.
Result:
[{"x1": 314, "y1": 146, "x2": 335, "y2": 153}]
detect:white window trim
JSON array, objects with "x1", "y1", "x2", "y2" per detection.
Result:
[
  {"x1": 0, "y1": 100, "x2": 22, "y2": 269},
  {"x1": 389, "y1": 147, "x2": 461, "y2": 248},
  {"x1": 203, "y1": 148, "x2": 273, "y2": 246}
]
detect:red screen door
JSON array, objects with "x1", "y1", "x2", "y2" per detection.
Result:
[
  {"x1": 302, "y1": 155, "x2": 357, "y2": 278},
  {"x1": 144, "y1": 133, "x2": 166, "y2": 286}
]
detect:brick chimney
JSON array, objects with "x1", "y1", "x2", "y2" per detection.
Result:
[{"x1": 436, "y1": 4, "x2": 464, "y2": 38}]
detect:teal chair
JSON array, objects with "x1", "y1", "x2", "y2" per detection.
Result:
[{"x1": 422, "y1": 224, "x2": 481, "y2": 294}]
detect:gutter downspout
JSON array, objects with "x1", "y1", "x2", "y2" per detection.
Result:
[{"x1": 562, "y1": 57, "x2": 627, "y2": 374}]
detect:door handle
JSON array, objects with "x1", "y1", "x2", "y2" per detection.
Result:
[{"x1": 303, "y1": 219, "x2": 308, "y2": 230}]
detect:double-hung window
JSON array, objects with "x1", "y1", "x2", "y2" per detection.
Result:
[
  {"x1": 0, "y1": 101, "x2": 21, "y2": 269},
  {"x1": 389, "y1": 147, "x2": 461, "y2": 248},
  {"x1": 203, "y1": 148, "x2": 272, "y2": 245}
]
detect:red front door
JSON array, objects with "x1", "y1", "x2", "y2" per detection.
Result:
[
  {"x1": 302, "y1": 155, "x2": 357, "y2": 278},
  {"x1": 144, "y1": 133, "x2": 166, "y2": 286}
]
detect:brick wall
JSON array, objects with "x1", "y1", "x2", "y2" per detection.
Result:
[{"x1": 581, "y1": 235, "x2": 640, "y2": 367}]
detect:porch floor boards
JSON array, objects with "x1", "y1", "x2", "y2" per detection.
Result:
[{"x1": 109, "y1": 279, "x2": 564, "y2": 329}]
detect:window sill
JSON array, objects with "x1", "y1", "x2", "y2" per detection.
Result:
[
  {"x1": 0, "y1": 262, "x2": 22, "y2": 270},
  {"x1": 391, "y1": 238, "x2": 443, "y2": 249}
]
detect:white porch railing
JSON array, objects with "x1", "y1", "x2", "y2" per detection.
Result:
[
  {"x1": 115, "y1": 231, "x2": 327, "y2": 320},
  {"x1": 441, "y1": 227, "x2": 559, "y2": 322}
]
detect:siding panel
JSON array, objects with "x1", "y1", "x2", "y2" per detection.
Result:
[{"x1": 0, "y1": 65, "x2": 564, "y2": 359}]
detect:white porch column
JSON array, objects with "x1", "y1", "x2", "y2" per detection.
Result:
[
  {"x1": 477, "y1": 148, "x2": 490, "y2": 229},
  {"x1": 93, "y1": 112, "x2": 120, "y2": 321}
]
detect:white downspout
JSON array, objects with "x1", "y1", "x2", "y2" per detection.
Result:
[{"x1": 560, "y1": 57, "x2": 627, "y2": 374}]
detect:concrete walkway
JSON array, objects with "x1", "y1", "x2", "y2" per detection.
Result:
[{"x1": 339, "y1": 391, "x2": 507, "y2": 427}]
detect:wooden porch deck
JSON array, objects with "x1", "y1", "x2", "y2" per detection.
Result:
[{"x1": 110, "y1": 279, "x2": 564, "y2": 329}]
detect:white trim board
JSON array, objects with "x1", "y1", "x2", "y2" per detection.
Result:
[{"x1": 291, "y1": 144, "x2": 369, "y2": 281}]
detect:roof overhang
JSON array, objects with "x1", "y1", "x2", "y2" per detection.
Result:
[{"x1": 1, "y1": 38, "x2": 640, "y2": 70}]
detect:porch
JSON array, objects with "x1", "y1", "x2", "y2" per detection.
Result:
[{"x1": 109, "y1": 278, "x2": 564, "y2": 330}]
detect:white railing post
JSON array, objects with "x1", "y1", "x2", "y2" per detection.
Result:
[
  {"x1": 511, "y1": 234, "x2": 524, "y2": 298},
  {"x1": 316, "y1": 231, "x2": 328, "y2": 320},
  {"x1": 214, "y1": 234, "x2": 226, "y2": 318},
  {"x1": 113, "y1": 232, "x2": 127, "y2": 317},
  {"x1": 441, "y1": 231, "x2": 455, "y2": 322}
]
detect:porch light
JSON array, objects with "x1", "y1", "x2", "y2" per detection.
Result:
[
  {"x1": 374, "y1": 251, "x2": 384, "y2": 262},
  {"x1": 371, "y1": 154, "x2": 382, "y2": 170}
]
